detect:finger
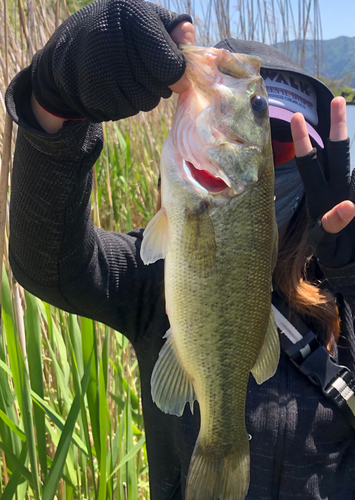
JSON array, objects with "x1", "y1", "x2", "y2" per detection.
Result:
[
  {"x1": 326, "y1": 137, "x2": 351, "y2": 185},
  {"x1": 329, "y1": 96, "x2": 347, "y2": 142},
  {"x1": 290, "y1": 112, "x2": 313, "y2": 157},
  {"x1": 169, "y1": 22, "x2": 196, "y2": 94},
  {"x1": 321, "y1": 200, "x2": 355, "y2": 234},
  {"x1": 170, "y1": 21, "x2": 196, "y2": 46}
]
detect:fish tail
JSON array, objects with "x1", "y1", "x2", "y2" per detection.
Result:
[
  {"x1": 185, "y1": 441, "x2": 223, "y2": 500},
  {"x1": 220, "y1": 439, "x2": 250, "y2": 500},
  {"x1": 186, "y1": 435, "x2": 250, "y2": 500}
]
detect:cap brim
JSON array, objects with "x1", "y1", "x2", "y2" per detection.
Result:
[{"x1": 269, "y1": 106, "x2": 324, "y2": 149}]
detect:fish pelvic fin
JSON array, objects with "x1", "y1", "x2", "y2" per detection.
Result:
[
  {"x1": 140, "y1": 208, "x2": 169, "y2": 265},
  {"x1": 151, "y1": 329, "x2": 196, "y2": 416},
  {"x1": 251, "y1": 307, "x2": 280, "y2": 384},
  {"x1": 186, "y1": 435, "x2": 250, "y2": 500}
]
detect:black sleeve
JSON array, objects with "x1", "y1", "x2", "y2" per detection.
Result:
[{"x1": 6, "y1": 66, "x2": 165, "y2": 344}]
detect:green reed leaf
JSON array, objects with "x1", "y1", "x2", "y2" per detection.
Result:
[
  {"x1": 0, "y1": 357, "x2": 21, "y2": 467},
  {"x1": 98, "y1": 359, "x2": 107, "y2": 500},
  {"x1": 0, "y1": 409, "x2": 26, "y2": 441},
  {"x1": 0, "y1": 442, "x2": 29, "y2": 500},
  {"x1": 31, "y1": 387, "x2": 88, "y2": 456},
  {"x1": 108, "y1": 435, "x2": 145, "y2": 481},
  {"x1": 1, "y1": 265, "x2": 22, "y2": 412},
  {"x1": 25, "y1": 291, "x2": 47, "y2": 478},
  {"x1": 42, "y1": 353, "x2": 92, "y2": 500},
  {"x1": 17, "y1": 336, "x2": 42, "y2": 499},
  {"x1": 0, "y1": 440, "x2": 32, "y2": 486}
]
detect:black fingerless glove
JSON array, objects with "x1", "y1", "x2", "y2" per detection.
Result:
[
  {"x1": 31, "y1": 0, "x2": 192, "y2": 122},
  {"x1": 295, "y1": 139, "x2": 355, "y2": 268}
]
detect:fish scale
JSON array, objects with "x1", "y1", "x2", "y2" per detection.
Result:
[{"x1": 141, "y1": 46, "x2": 279, "y2": 500}]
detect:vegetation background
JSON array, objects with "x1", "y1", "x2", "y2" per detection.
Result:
[{"x1": 0, "y1": 0, "x2": 353, "y2": 499}]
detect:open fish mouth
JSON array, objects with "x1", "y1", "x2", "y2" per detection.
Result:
[{"x1": 182, "y1": 160, "x2": 231, "y2": 196}]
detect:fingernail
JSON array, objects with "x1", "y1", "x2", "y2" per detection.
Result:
[{"x1": 337, "y1": 203, "x2": 355, "y2": 220}]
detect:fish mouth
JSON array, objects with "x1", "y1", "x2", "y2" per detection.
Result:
[{"x1": 183, "y1": 160, "x2": 230, "y2": 195}]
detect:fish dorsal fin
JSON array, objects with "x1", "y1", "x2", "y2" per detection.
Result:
[
  {"x1": 151, "y1": 329, "x2": 197, "y2": 416},
  {"x1": 251, "y1": 308, "x2": 280, "y2": 384},
  {"x1": 140, "y1": 208, "x2": 169, "y2": 265}
]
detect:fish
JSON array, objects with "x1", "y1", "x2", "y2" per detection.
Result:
[{"x1": 141, "y1": 46, "x2": 279, "y2": 500}]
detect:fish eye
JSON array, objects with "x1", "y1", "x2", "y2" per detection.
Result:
[{"x1": 251, "y1": 95, "x2": 268, "y2": 113}]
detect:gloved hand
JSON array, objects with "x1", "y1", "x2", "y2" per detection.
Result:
[
  {"x1": 31, "y1": 0, "x2": 192, "y2": 122},
  {"x1": 295, "y1": 141, "x2": 354, "y2": 267},
  {"x1": 291, "y1": 98, "x2": 355, "y2": 268}
]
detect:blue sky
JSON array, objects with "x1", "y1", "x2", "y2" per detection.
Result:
[
  {"x1": 245, "y1": 0, "x2": 355, "y2": 41},
  {"x1": 312, "y1": 0, "x2": 354, "y2": 40},
  {"x1": 190, "y1": 0, "x2": 354, "y2": 42}
]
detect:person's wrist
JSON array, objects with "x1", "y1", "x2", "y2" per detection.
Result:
[{"x1": 31, "y1": 92, "x2": 66, "y2": 134}]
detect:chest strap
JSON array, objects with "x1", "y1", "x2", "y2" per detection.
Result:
[{"x1": 272, "y1": 294, "x2": 355, "y2": 430}]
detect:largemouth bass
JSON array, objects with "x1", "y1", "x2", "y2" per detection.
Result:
[{"x1": 141, "y1": 46, "x2": 279, "y2": 500}]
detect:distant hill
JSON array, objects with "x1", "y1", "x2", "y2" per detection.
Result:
[{"x1": 275, "y1": 36, "x2": 355, "y2": 87}]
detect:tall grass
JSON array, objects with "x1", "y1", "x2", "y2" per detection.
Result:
[{"x1": 0, "y1": 0, "x2": 323, "y2": 498}]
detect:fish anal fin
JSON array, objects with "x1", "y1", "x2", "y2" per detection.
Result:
[
  {"x1": 151, "y1": 329, "x2": 196, "y2": 417},
  {"x1": 251, "y1": 308, "x2": 280, "y2": 385},
  {"x1": 140, "y1": 208, "x2": 169, "y2": 265}
]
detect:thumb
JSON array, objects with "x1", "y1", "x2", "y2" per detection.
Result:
[
  {"x1": 169, "y1": 22, "x2": 196, "y2": 94},
  {"x1": 321, "y1": 201, "x2": 355, "y2": 234}
]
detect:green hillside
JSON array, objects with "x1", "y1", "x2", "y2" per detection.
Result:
[
  {"x1": 320, "y1": 37, "x2": 354, "y2": 86},
  {"x1": 276, "y1": 36, "x2": 355, "y2": 87}
]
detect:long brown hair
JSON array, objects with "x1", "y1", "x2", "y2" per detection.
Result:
[{"x1": 273, "y1": 199, "x2": 340, "y2": 352}]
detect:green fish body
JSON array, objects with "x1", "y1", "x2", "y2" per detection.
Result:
[{"x1": 141, "y1": 46, "x2": 279, "y2": 500}]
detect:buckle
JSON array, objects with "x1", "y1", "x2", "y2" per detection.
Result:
[
  {"x1": 296, "y1": 344, "x2": 355, "y2": 414},
  {"x1": 297, "y1": 344, "x2": 341, "y2": 388},
  {"x1": 273, "y1": 294, "x2": 355, "y2": 427},
  {"x1": 285, "y1": 331, "x2": 319, "y2": 368},
  {"x1": 324, "y1": 369, "x2": 355, "y2": 412}
]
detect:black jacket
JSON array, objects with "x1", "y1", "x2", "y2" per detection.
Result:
[{"x1": 5, "y1": 67, "x2": 355, "y2": 500}]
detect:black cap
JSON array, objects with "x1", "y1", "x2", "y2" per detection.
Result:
[{"x1": 215, "y1": 39, "x2": 333, "y2": 146}]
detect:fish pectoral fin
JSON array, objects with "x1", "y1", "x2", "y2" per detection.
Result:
[
  {"x1": 151, "y1": 329, "x2": 196, "y2": 417},
  {"x1": 251, "y1": 308, "x2": 280, "y2": 385},
  {"x1": 140, "y1": 208, "x2": 169, "y2": 265}
]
